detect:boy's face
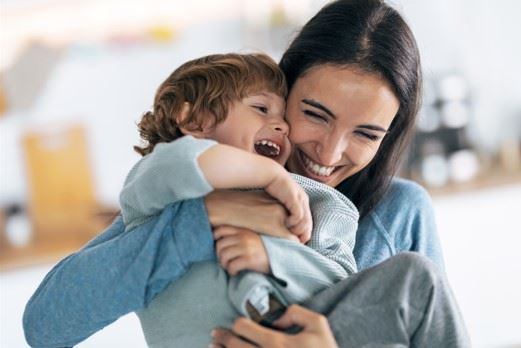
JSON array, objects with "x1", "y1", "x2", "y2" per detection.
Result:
[{"x1": 206, "y1": 91, "x2": 291, "y2": 165}]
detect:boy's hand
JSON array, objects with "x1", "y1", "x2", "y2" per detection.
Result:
[
  {"x1": 264, "y1": 170, "x2": 312, "y2": 244},
  {"x1": 214, "y1": 226, "x2": 270, "y2": 276}
]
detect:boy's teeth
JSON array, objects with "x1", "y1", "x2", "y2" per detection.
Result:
[
  {"x1": 255, "y1": 140, "x2": 280, "y2": 151},
  {"x1": 302, "y1": 154, "x2": 335, "y2": 177},
  {"x1": 254, "y1": 139, "x2": 281, "y2": 157}
]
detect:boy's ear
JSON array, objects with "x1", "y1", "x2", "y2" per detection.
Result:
[{"x1": 177, "y1": 102, "x2": 211, "y2": 138}]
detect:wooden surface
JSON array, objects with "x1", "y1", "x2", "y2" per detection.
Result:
[
  {"x1": 0, "y1": 124, "x2": 112, "y2": 271},
  {"x1": 425, "y1": 169, "x2": 521, "y2": 196},
  {"x1": 0, "y1": 238, "x2": 92, "y2": 271},
  {"x1": 0, "y1": 208, "x2": 117, "y2": 271}
]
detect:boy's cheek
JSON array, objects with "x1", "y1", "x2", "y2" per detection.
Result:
[{"x1": 278, "y1": 139, "x2": 292, "y2": 165}]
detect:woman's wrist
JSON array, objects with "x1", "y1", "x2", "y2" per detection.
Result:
[{"x1": 204, "y1": 190, "x2": 227, "y2": 227}]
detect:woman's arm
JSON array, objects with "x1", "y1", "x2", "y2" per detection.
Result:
[
  {"x1": 23, "y1": 189, "x2": 300, "y2": 348},
  {"x1": 23, "y1": 199, "x2": 214, "y2": 348}
]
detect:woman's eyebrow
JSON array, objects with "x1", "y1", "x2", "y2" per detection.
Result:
[
  {"x1": 358, "y1": 124, "x2": 389, "y2": 133},
  {"x1": 302, "y1": 99, "x2": 335, "y2": 118}
]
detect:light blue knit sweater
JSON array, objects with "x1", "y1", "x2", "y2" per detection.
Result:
[{"x1": 119, "y1": 136, "x2": 358, "y2": 347}]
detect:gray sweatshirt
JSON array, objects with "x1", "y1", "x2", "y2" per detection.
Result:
[{"x1": 119, "y1": 135, "x2": 358, "y2": 347}]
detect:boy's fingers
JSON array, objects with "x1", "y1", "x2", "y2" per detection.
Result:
[
  {"x1": 218, "y1": 246, "x2": 244, "y2": 268},
  {"x1": 215, "y1": 237, "x2": 240, "y2": 256},
  {"x1": 226, "y1": 257, "x2": 250, "y2": 276},
  {"x1": 285, "y1": 203, "x2": 303, "y2": 227},
  {"x1": 288, "y1": 218, "x2": 312, "y2": 244},
  {"x1": 214, "y1": 226, "x2": 240, "y2": 240}
]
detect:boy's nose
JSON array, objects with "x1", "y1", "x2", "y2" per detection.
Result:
[{"x1": 272, "y1": 120, "x2": 289, "y2": 136}]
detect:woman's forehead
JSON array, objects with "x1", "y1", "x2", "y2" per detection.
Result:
[
  {"x1": 296, "y1": 64, "x2": 389, "y2": 92},
  {"x1": 289, "y1": 65, "x2": 399, "y2": 126}
]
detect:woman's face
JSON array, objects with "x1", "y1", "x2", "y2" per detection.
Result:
[{"x1": 285, "y1": 65, "x2": 400, "y2": 187}]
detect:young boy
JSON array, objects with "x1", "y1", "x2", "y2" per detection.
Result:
[{"x1": 119, "y1": 53, "x2": 358, "y2": 347}]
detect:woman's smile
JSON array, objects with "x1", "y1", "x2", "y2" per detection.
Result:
[
  {"x1": 291, "y1": 148, "x2": 341, "y2": 184},
  {"x1": 285, "y1": 65, "x2": 399, "y2": 187}
]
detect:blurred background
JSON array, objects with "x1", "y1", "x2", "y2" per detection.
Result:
[{"x1": 0, "y1": 0, "x2": 520, "y2": 347}]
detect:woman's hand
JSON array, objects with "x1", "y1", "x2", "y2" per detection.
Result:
[
  {"x1": 204, "y1": 190, "x2": 299, "y2": 242},
  {"x1": 210, "y1": 305, "x2": 338, "y2": 348},
  {"x1": 214, "y1": 226, "x2": 270, "y2": 276}
]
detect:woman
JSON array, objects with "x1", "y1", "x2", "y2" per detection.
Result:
[{"x1": 23, "y1": 0, "x2": 466, "y2": 347}]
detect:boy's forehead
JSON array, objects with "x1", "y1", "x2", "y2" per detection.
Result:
[{"x1": 243, "y1": 90, "x2": 285, "y2": 101}]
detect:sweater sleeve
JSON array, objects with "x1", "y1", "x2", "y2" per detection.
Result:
[
  {"x1": 120, "y1": 136, "x2": 217, "y2": 230},
  {"x1": 262, "y1": 175, "x2": 359, "y2": 304},
  {"x1": 354, "y1": 178, "x2": 445, "y2": 271},
  {"x1": 23, "y1": 198, "x2": 215, "y2": 348},
  {"x1": 392, "y1": 179, "x2": 445, "y2": 270}
]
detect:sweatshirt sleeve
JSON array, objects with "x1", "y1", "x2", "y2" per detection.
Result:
[
  {"x1": 354, "y1": 178, "x2": 445, "y2": 271},
  {"x1": 392, "y1": 179, "x2": 445, "y2": 270},
  {"x1": 23, "y1": 198, "x2": 215, "y2": 348},
  {"x1": 262, "y1": 237, "x2": 348, "y2": 304},
  {"x1": 120, "y1": 136, "x2": 217, "y2": 230},
  {"x1": 262, "y1": 175, "x2": 359, "y2": 304}
]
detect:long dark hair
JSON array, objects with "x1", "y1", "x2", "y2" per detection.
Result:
[{"x1": 280, "y1": 0, "x2": 422, "y2": 218}]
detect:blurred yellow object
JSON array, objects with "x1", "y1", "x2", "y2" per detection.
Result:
[
  {"x1": 22, "y1": 124, "x2": 102, "y2": 242},
  {"x1": 0, "y1": 124, "x2": 118, "y2": 271},
  {"x1": 0, "y1": 81, "x2": 7, "y2": 116},
  {"x1": 148, "y1": 25, "x2": 176, "y2": 43},
  {"x1": 269, "y1": 6, "x2": 288, "y2": 28}
]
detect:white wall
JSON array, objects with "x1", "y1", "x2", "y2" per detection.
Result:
[
  {"x1": 397, "y1": 0, "x2": 521, "y2": 152},
  {"x1": 2, "y1": 0, "x2": 520, "y2": 207},
  {"x1": 0, "y1": 18, "x2": 247, "y2": 207},
  {"x1": 434, "y1": 184, "x2": 521, "y2": 347}
]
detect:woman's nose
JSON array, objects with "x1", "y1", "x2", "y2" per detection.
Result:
[{"x1": 317, "y1": 136, "x2": 347, "y2": 165}]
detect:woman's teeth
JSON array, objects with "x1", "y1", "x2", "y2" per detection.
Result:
[{"x1": 302, "y1": 153, "x2": 335, "y2": 176}]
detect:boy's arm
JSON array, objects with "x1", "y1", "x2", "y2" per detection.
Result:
[
  {"x1": 23, "y1": 199, "x2": 215, "y2": 348},
  {"x1": 200, "y1": 146, "x2": 312, "y2": 242},
  {"x1": 262, "y1": 236, "x2": 349, "y2": 304},
  {"x1": 120, "y1": 136, "x2": 217, "y2": 229},
  {"x1": 291, "y1": 174, "x2": 358, "y2": 274},
  {"x1": 122, "y1": 136, "x2": 310, "y2": 239}
]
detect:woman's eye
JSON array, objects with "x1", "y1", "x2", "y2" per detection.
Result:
[
  {"x1": 303, "y1": 110, "x2": 328, "y2": 123},
  {"x1": 355, "y1": 131, "x2": 379, "y2": 141},
  {"x1": 254, "y1": 105, "x2": 268, "y2": 114}
]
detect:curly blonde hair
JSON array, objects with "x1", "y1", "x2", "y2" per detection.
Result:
[{"x1": 134, "y1": 53, "x2": 287, "y2": 156}]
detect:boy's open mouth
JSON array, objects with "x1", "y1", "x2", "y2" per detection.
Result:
[{"x1": 254, "y1": 139, "x2": 281, "y2": 158}]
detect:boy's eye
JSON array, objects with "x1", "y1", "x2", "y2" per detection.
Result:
[
  {"x1": 354, "y1": 130, "x2": 380, "y2": 141},
  {"x1": 304, "y1": 110, "x2": 328, "y2": 123},
  {"x1": 253, "y1": 105, "x2": 269, "y2": 114}
]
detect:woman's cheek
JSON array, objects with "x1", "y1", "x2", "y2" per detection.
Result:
[
  {"x1": 290, "y1": 122, "x2": 321, "y2": 144},
  {"x1": 358, "y1": 147, "x2": 380, "y2": 168}
]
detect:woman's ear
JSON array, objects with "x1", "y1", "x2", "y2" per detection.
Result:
[{"x1": 177, "y1": 102, "x2": 211, "y2": 138}]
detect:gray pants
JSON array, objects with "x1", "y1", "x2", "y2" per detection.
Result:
[{"x1": 303, "y1": 252, "x2": 471, "y2": 348}]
